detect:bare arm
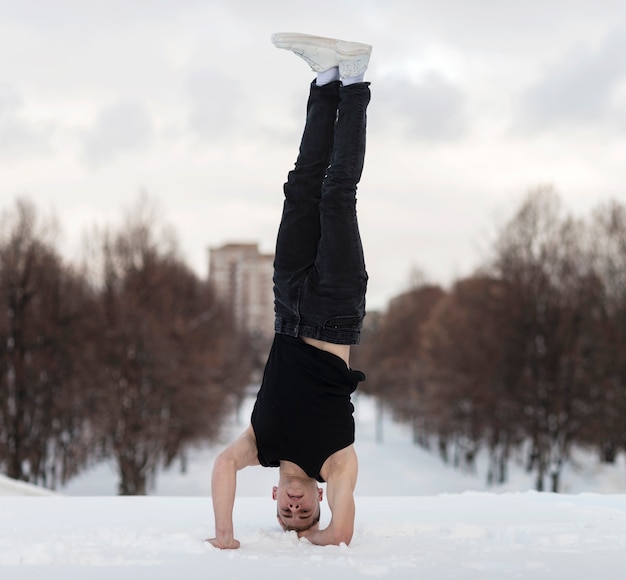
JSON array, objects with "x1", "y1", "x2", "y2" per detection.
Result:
[
  {"x1": 208, "y1": 425, "x2": 259, "y2": 549},
  {"x1": 299, "y1": 446, "x2": 358, "y2": 546}
]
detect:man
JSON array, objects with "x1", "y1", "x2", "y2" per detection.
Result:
[{"x1": 208, "y1": 32, "x2": 372, "y2": 549}]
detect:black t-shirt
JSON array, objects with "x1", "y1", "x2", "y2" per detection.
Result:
[{"x1": 251, "y1": 334, "x2": 365, "y2": 482}]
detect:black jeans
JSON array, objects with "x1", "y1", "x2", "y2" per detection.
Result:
[{"x1": 273, "y1": 80, "x2": 370, "y2": 345}]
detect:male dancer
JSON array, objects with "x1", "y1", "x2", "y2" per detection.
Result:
[{"x1": 209, "y1": 32, "x2": 372, "y2": 549}]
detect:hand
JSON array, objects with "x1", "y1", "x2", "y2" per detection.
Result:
[
  {"x1": 296, "y1": 525, "x2": 320, "y2": 542},
  {"x1": 206, "y1": 536, "x2": 241, "y2": 550}
]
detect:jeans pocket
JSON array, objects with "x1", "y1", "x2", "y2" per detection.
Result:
[{"x1": 323, "y1": 315, "x2": 362, "y2": 330}]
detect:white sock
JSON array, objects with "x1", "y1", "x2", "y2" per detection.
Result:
[
  {"x1": 316, "y1": 66, "x2": 340, "y2": 86},
  {"x1": 341, "y1": 72, "x2": 365, "y2": 86}
]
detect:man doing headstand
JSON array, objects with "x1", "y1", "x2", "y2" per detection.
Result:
[{"x1": 209, "y1": 32, "x2": 372, "y2": 549}]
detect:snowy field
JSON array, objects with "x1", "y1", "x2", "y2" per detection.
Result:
[{"x1": 2, "y1": 395, "x2": 626, "y2": 579}]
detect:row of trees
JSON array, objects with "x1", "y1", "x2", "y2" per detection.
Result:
[
  {"x1": 5, "y1": 187, "x2": 624, "y2": 494},
  {"x1": 0, "y1": 198, "x2": 252, "y2": 494},
  {"x1": 358, "y1": 187, "x2": 626, "y2": 492}
]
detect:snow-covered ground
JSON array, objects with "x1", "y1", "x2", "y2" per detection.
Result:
[{"x1": 2, "y1": 394, "x2": 626, "y2": 579}]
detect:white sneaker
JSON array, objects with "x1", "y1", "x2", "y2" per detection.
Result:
[{"x1": 271, "y1": 32, "x2": 372, "y2": 78}]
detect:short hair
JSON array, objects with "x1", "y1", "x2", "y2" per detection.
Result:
[{"x1": 278, "y1": 505, "x2": 321, "y2": 533}]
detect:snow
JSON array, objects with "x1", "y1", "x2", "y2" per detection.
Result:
[
  {"x1": 2, "y1": 395, "x2": 626, "y2": 579},
  {"x1": 0, "y1": 475, "x2": 56, "y2": 497}
]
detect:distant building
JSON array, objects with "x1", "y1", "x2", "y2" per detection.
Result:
[{"x1": 208, "y1": 243, "x2": 274, "y2": 345}]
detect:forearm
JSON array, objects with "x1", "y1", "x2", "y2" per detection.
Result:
[
  {"x1": 207, "y1": 426, "x2": 258, "y2": 549},
  {"x1": 211, "y1": 455, "x2": 238, "y2": 540},
  {"x1": 307, "y1": 450, "x2": 357, "y2": 547},
  {"x1": 299, "y1": 523, "x2": 353, "y2": 547},
  {"x1": 299, "y1": 497, "x2": 355, "y2": 547}
]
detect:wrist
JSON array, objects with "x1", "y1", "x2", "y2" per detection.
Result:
[{"x1": 215, "y1": 528, "x2": 234, "y2": 541}]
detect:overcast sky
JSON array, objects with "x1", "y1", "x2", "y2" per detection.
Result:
[{"x1": 2, "y1": 0, "x2": 626, "y2": 309}]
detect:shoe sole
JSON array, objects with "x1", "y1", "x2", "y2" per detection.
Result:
[{"x1": 271, "y1": 32, "x2": 372, "y2": 58}]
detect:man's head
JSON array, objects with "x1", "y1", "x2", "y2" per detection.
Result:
[{"x1": 272, "y1": 476, "x2": 323, "y2": 533}]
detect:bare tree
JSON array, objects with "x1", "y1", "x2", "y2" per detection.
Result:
[
  {"x1": 421, "y1": 275, "x2": 525, "y2": 481},
  {"x1": 350, "y1": 188, "x2": 626, "y2": 492},
  {"x1": 88, "y1": 200, "x2": 251, "y2": 494},
  {"x1": 0, "y1": 199, "x2": 97, "y2": 487},
  {"x1": 357, "y1": 284, "x2": 445, "y2": 444},
  {"x1": 584, "y1": 200, "x2": 626, "y2": 465},
  {"x1": 490, "y1": 187, "x2": 596, "y2": 491}
]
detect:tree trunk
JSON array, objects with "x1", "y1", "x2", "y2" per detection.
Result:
[
  {"x1": 118, "y1": 456, "x2": 148, "y2": 495},
  {"x1": 375, "y1": 397, "x2": 384, "y2": 444}
]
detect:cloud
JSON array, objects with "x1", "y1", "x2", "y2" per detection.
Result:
[
  {"x1": 0, "y1": 83, "x2": 52, "y2": 158},
  {"x1": 81, "y1": 102, "x2": 154, "y2": 167},
  {"x1": 373, "y1": 72, "x2": 468, "y2": 141},
  {"x1": 186, "y1": 70, "x2": 243, "y2": 140},
  {"x1": 0, "y1": 83, "x2": 21, "y2": 113},
  {"x1": 520, "y1": 27, "x2": 626, "y2": 131}
]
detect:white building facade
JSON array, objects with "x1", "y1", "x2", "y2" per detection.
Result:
[{"x1": 208, "y1": 243, "x2": 275, "y2": 344}]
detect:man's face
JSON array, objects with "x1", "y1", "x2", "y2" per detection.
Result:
[{"x1": 272, "y1": 479, "x2": 323, "y2": 532}]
